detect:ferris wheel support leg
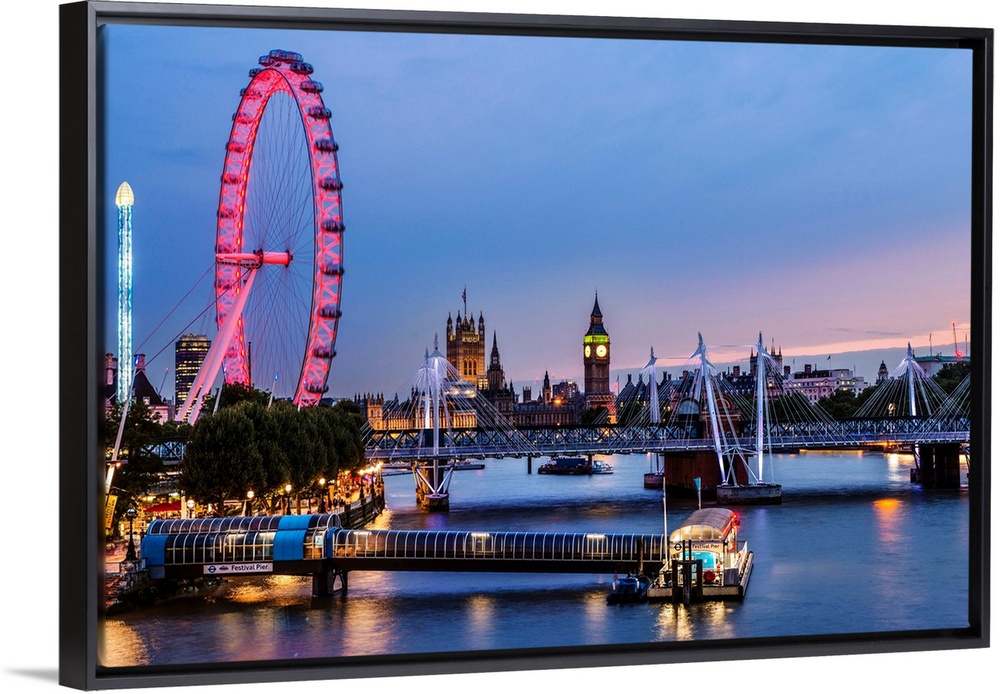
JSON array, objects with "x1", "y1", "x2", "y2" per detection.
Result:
[{"x1": 178, "y1": 269, "x2": 260, "y2": 425}]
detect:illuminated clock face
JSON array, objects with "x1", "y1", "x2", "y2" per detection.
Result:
[
  {"x1": 584, "y1": 345, "x2": 591, "y2": 358},
  {"x1": 596, "y1": 345, "x2": 608, "y2": 358}
]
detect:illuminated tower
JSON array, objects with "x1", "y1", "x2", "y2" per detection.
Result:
[
  {"x1": 115, "y1": 181, "x2": 135, "y2": 403},
  {"x1": 446, "y1": 296, "x2": 486, "y2": 388},
  {"x1": 582, "y1": 292, "x2": 616, "y2": 422},
  {"x1": 175, "y1": 334, "x2": 212, "y2": 409},
  {"x1": 583, "y1": 292, "x2": 611, "y2": 394}
]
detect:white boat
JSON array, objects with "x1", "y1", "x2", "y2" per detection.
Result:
[
  {"x1": 453, "y1": 459, "x2": 486, "y2": 471},
  {"x1": 647, "y1": 507, "x2": 753, "y2": 602},
  {"x1": 382, "y1": 459, "x2": 485, "y2": 477},
  {"x1": 590, "y1": 460, "x2": 614, "y2": 474},
  {"x1": 380, "y1": 462, "x2": 411, "y2": 476}
]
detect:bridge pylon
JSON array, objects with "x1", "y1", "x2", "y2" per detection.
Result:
[{"x1": 366, "y1": 337, "x2": 540, "y2": 510}]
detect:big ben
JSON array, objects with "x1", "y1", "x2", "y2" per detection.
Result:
[{"x1": 583, "y1": 292, "x2": 616, "y2": 422}]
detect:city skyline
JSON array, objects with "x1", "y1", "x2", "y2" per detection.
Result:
[{"x1": 101, "y1": 21, "x2": 972, "y2": 404}]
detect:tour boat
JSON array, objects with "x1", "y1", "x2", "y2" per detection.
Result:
[
  {"x1": 453, "y1": 459, "x2": 486, "y2": 471},
  {"x1": 537, "y1": 456, "x2": 590, "y2": 475}
]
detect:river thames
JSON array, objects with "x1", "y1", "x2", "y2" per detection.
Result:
[{"x1": 100, "y1": 450, "x2": 970, "y2": 668}]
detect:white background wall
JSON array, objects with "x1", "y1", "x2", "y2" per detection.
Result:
[{"x1": 2, "y1": 2, "x2": 995, "y2": 693}]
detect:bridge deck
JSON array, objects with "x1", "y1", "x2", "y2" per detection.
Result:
[
  {"x1": 326, "y1": 528, "x2": 664, "y2": 573},
  {"x1": 150, "y1": 416, "x2": 969, "y2": 462}
]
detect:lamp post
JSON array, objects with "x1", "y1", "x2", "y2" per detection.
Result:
[
  {"x1": 246, "y1": 490, "x2": 254, "y2": 517},
  {"x1": 318, "y1": 478, "x2": 326, "y2": 513},
  {"x1": 186, "y1": 498, "x2": 195, "y2": 519},
  {"x1": 284, "y1": 483, "x2": 292, "y2": 515},
  {"x1": 125, "y1": 507, "x2": 138, "y2": 561}
]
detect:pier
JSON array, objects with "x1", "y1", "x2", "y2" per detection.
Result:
[{"x1": 136, "y1": 513, "x2": 664, "y2": 598}]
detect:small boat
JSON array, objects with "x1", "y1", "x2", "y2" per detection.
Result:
[
  {"x1": 590, "y1": 460, "x2": 614, "y2": 474},
  {"x1": 606, "y1": 573, "x2": 650, "y2": 604},
  {"x1": 538, "y1": 456, "x2": 590, "y2": 475},
  {"x1": 380, "y1": 461, "x2": 411, "y2": 476},
  {"x1": 453, "y1": 459, "x2": 486, "y2": 471}
]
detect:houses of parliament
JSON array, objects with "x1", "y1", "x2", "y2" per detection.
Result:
[{"x1": 356, "y1": 292, "x2": 618, "y2": 430}]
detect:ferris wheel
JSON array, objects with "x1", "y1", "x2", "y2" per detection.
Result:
[{"x1": 178, "y1": 49, "x2": 345, "y2": 423}]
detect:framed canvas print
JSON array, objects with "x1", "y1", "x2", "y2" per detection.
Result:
[{"x1": 56, "y1": 0, "x2": 990, "y2": 691}]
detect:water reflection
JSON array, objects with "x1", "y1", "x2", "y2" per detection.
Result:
[
  {"x1": 466, "y1": 594, "x2": 497, "y2": 650},
  {"x1": 100, "y1": 620, "x2": 150, "y2": 667},
  {"x1": 653, "y1": 601, "x2": 733, "y2": 641},
  {"x1": 100, "y1": 451, "x2": 969, "y2": 668}
]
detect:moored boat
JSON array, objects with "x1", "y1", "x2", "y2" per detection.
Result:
[
  {"x1": 606, "y1": 573, "x2": 650, "y2": 604},
  {"x1": 453, "y1": 459, "x2": 486, "y2": 471},
  {"x1": 716, "y1": 482, "x2": 782, "y2": 505},
  {"x1": 647, "y1": 507, "x2": 753, "y2": 602},
  {"x1": 538, "y1": 456, "x2": 590, "y2": 475},
  {"x1": 590, "y1": 459, "x2": 614, "y2": 474}
]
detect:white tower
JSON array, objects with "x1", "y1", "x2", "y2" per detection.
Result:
[{"x1": 115, "y1": 181, "x2": 135, "y2": 404}]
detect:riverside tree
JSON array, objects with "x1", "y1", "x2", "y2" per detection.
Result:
[
  {"x1": 179, "y1": 398, "x2": 368, "y2": 515},
  {"x1": 179, "y1": 404, "x2": 265, "y2": 513},
  {"x1": 104, "y1": 398, "x2": 166, "y2": 537}
]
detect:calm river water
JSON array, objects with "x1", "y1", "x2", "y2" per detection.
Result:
[{"x1": 100, "y1": 450, "x2": 970, "y2": 668}]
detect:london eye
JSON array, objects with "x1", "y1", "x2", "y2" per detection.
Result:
[{"x1": 179, "y1": 49, "x2": 345, "y2": 422}]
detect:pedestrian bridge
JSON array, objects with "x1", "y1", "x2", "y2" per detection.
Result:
[
  {"x1": 362, "y1": 416, "x2": 970, "y2": 461},
  {"x1": 139, "y1": 514, "x2": 664, "y2": 596}
]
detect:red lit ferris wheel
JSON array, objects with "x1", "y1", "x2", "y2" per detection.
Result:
[{"x1": 178, "y1": 50, "x2": 344, "y2": 423}]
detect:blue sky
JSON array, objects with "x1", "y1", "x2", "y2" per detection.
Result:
[{"x1": 100, "y1": 21, "x2": 972, "y2": 402}]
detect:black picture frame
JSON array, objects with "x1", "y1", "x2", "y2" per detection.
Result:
[{"x1": 57, "y1": 1, "x2": 991, "y2": 691}]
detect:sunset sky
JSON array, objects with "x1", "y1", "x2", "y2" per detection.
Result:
[{"x1": 100, "y1": 20, "x2": 973, "y2": 402}]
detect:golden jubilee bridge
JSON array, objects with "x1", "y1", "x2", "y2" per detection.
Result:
[{"x1": 151, "y1": 335, "x2": 970, "y2": 507}]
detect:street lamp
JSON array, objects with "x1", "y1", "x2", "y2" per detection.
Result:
[
  {"x1": 284, "y1": 483, "x2": 292, "y2": 515},
  {"x1": 125, "y1": 507, "x2": 138, "y2": 561},
  {"x1": 187, "y1": 498, "x2": 195, "y2": 519},
  {"x1": 246, "y1": 490, "x2": 254, "y2": 517}
]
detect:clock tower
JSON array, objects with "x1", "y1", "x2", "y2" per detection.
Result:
[{"x1": 582, "y1": 292, "x2": 616, "y2": 422}]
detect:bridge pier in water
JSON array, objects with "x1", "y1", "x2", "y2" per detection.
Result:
[
  {"x1": 313, "y1": 567, "x2": 348, "y2": 597},
  {"x1": 413, "y1": 459, "x2": 452, "y2": 511},
  {"x1": 912, "y1": 443, "x2": 963, "y2": 489},
  {"x1": 658, "y1": 450, "x2": 747, "y2": 498}
]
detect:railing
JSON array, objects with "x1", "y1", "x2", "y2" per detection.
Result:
[
  {"x1": 328, "y1": 529, "x2": 664, "y2": 564},
  {"x1": 148, "y1": 416, "x2": 970, "y2": 462},
  {"x1": 362, "y1": 416, "x2": 970, "y2": 460}
]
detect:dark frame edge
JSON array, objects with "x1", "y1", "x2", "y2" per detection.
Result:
[
  {"x1": 61, "y1": 2, "x2": 992, "y2": 690},
  {"x1": 60, "y1": 1, "x2": 101, "y2": 690},
  {"x1": 87, "y1": 0, "x2": 989, "y2": 47},
  {"x1": 968, "y1": 26, "x2": 993, "y2": 650}
]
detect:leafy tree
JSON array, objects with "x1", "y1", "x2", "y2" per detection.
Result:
[
  {"x1": 175, "y1": 397, "x2": 369, "y2": 515},
  {"x1": 933, "y1": 361, "x2": 970, "y2": 395},
  {"x1": 234, "y1": 401, "x2": 290, "y2": 513},
  {"x1": 104, "y1": 399, "x2": 165, "y2": 537},
  {"x1": 306, "y1": 405, "x2": 340, "y2": 481},
  {"x1": 765, "y1": 392, "x2": 817, "y2": 422},
  {"x1": 816, "y1": 389, "x2": 861, "y2": 419},
  {"x1": 328, "y1": 399, "x2": 367, "y2": 472},
  {"x1": 272, "y1": 402, "x2": 323, "y2": 510},
  {"x1": 157, "y1": 418, "x2": 192, "y2": 440},
  {"x1": 200, "y1": 382, "x2": 270, "y2": 414},
  {"x1": 813, "y1": 384, "x2": 880, "y2": 419},
  {"x1": 179, "y1": 406, "x2": 265, "y2": 512}
]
